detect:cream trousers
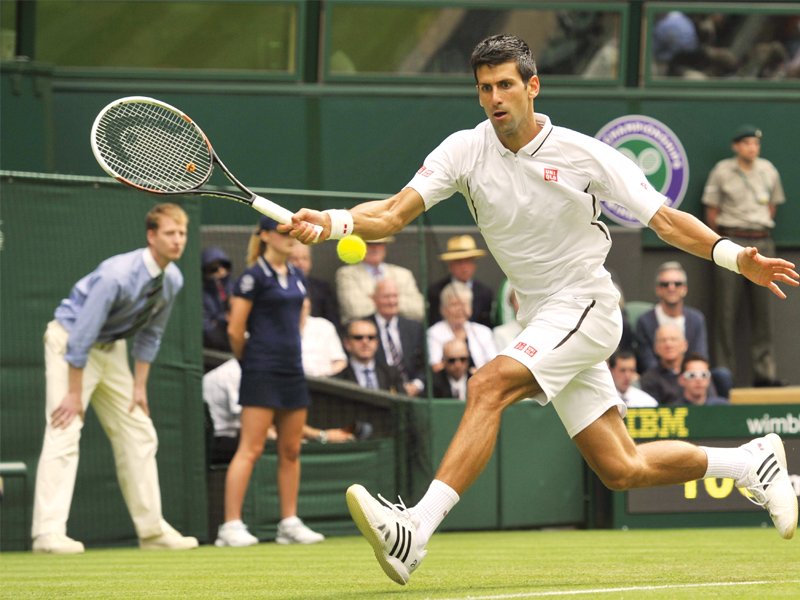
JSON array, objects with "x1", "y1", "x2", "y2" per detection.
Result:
[{"x1": 32, "y1": 321, "x2": 164, "y2": 540}]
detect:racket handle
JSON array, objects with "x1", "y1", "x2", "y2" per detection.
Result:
[{"x1": 252, "y1": 195, "x2": 322, "y2": 242}]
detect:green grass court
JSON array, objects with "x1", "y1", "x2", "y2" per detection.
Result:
[{"x1": 2, "y1": 528, "x2": 797, "y2": 599}]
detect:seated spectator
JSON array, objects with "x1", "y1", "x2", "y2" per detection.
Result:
[
  {"x1": 300, "y1": 298, "x2": 346, "y2": 377},
  {"x1": 608, "y1": 350, "x2": 658, "y2": 408},
  {"x1": 289, "y1": 243, "x2": 340, "y2": 326},
  {"x1": 336, "y1": 237, "x2": 424, "y2": 324},
  {"x1": 635, "y1": 261, "x2": 708, "y2": 372},
  {"x1": 201, "y1": 246, "x2": 234, "y2": 353},
  {"x1": 336, "y1": 319, "x2": 406, "y2": 394},
  {"x1": 427, "y1": 235, "x2": 494, "y2": 328},
  {"x1": 493, "y1": 287, "x2": 522, "y2": 351},
  {"x1": 203, "y1": 359, "x2": 357, "y2": 465},
  {"x1": 673, "y1": 353, "x2": 730, "y2": 406},
  {"x1": 427, "y1": 282, "x2": 497, "y2": 374},
  {"x1": 431, "y1": 339, "x2": 471, "y2": 400},
  {"x1": 368, "y1": 278, "x2": 425, "y2": 397},
  {"x1": 635, "y1": 261, "x2": 732, "y2": 397},
  {"x1": 640, "y1": 323, "x2": 687, "y2": 405}
]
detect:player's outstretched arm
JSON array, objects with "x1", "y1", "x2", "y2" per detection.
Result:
[
  {"x1": 649, "y1": 205, "x2": 799, "y2": 299},
  {"x1": 284, "y1": 188, "x2": 425, "y2": 245}
]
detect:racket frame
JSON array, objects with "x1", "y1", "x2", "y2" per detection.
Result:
[{"x1": 90, "y1": 96, "x2": 310, "y2": 230}]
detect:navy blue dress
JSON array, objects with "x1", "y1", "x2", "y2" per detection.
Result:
[{"x1": 234, "y1": 257, "x2": 309, "y2": 409}]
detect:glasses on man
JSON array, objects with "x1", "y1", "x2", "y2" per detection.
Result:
[
  {"x1": 350, "y1": 334, "x2": 378, "y2": 341},
  {"x1": 682, "y1": 370, "x2": 711, "y2": 380},
  {"x1": 657, "y1": 280, "x2": 685, "y2": 288},
  {"x1": 446, "y1": 356, "x2": 469, "y2": 364}
]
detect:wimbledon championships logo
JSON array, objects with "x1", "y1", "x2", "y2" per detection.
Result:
[{"x1": 595, "y1": 115, "x2": 689, "y2": 228}]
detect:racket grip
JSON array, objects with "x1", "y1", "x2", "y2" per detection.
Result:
[{"x1": 252, "y1": 195, "x2": 322, "y2": 242}]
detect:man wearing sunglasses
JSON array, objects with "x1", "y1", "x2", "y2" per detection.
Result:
[
  {"x1": 675, "y1": 354, "x2": 729, "y2": 406},
  {"x1": 337, "y1": 319, "x2": 405, "y2": 395},
  {"x1": 432, "y1": 339, "x2": 471, "y2": 400},
  {"x1": 635, "y1": 261, "x2": 707, "y2": 373}
]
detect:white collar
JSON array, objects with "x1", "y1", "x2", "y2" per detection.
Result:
[{"x1": 143, "y1": 248, "x2": 164, "y2": 278}]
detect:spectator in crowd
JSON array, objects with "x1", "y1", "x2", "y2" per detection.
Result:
[
  {"x1": 427, "y1": 234, "x2": 494, "y2": 328},
  {"x1": 608, "y1": 350, "x2": 658, "y2": 408},
  {"x1": 216, "y1": 216, "x2": 323, "y2": 548},
  {"x1": 635, "y1": 261, "x2": 732, "y2": 397},
  {"x1": 492, "y1": 287, "x2": 522, "y2": 350},
  {"x1": 640, "y1": 323, "x2": 687, "y2": 405},
  {"x1": 336, "y1": 237, "x2": 424, "y2": 323},
  {"x1": 427, "y1": 282, "x2": 497, "y2": 373},
  {"x1": 289, "y1": 243, "x2": 340, "y2": 326},
  {"x1": 300, "y1": 298, "x2": 346, "y2": 377},
  {"x1": 336, "y1": 319, "x2": 406, "y2": 394},
  {"x1": 32, "y1": 203, "x2": 197, "y2": 554},
  {"x1": 203, "y1": 358, "x2": 357, "y2": 465},
  {"x1": 368, "y1": 278, "x2": 426, "y2": 397},
  {"x1": 431, "y1": 339, "x2": 471, "y2": 400},
  {"x1": 201, "y1": 246, "x2": 234, "y2": 354},
  {"x1": 635, "y1": 261, "x2": 707, "y2": 371},
  {"x1": 674, "y1": 353, "x2": 730, "y2": 406},
  {"x1": 703, "y1": 125, "x2": 787, "y2": 387}
]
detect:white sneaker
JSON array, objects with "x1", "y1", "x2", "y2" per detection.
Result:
[
  {"x1": 276, "y1": 517, "x2": 324, "y2": 545},
  {"x1": 215, "y1": 520, "x2": 258, "y2": 547},
  {"x1": 345, "y1": 484, "x2": 426, "y2": 585},
  {"x1": 32, "y1": 533, "x2": 85, "y2": 554},
  {"x1": 139, "y1": 521, "x2": 199, "y2": 550},
  {"x1": 737, "y1": 433, "x2": 798, "y2": 540}
]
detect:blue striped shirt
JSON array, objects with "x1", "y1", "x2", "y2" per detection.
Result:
[{"x1": 54, "y1": 248, "x2": 183, "y2": 367}]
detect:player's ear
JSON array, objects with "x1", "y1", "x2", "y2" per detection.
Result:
[{"x1": 528, "y1": 75, "x2": 540, "y2": 99}]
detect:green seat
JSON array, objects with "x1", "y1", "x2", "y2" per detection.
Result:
[{"x1": 624, "y1": 301, "x2": 654, "y2": 329}]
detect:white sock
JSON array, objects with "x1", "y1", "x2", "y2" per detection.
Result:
[
  {"x1": 409, "y1": 479, "x2": 460, "y2": 546},
  {"x1": 701, "y1": 446, "x2": 752, "y2": 483}
]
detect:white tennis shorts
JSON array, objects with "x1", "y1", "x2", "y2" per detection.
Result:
[{"x1": 499, "y1": 294, "x2": 626, "y2": 438}]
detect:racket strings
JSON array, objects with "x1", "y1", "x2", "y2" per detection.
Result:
[{"x1": 95, "y1": 101, "x2": 212, "y2": 193}]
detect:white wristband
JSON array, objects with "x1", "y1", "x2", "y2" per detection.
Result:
[
  {"x1": 711, "y1": 238, "x2": 744, "y2": 274},
  {"x1": 323, "y1": 209, "x2": 354, "y2": 240}
]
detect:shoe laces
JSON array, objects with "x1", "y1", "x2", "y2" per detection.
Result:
[
  {"x1": 377, "y1": 493, "x2": 414, "y2": 524},
  {"x1": 742, "y1": 482, "x2": 768, "y2": 507}
]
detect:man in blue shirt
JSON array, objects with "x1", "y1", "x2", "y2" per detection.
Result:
[{"x1": 32, "y1": 203, "x2": 198, "y2": 554}]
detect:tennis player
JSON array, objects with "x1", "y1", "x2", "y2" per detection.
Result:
[{"x1": 285, "y1": 35, "x2": 799, "y2": 584}]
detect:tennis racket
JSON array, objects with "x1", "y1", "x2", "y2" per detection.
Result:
[{"x1": 90, "y1": 95, "x2": 321, "y2": 239}]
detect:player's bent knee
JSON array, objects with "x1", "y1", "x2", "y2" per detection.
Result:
[
  {"x1": 465, "y1": 371, "x2": 510, "y2": 411},
  {"x1": 593, "y1": 459, "x2": 641, "y2": 491}
]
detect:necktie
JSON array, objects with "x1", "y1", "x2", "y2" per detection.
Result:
[
  {"x1": 123, "y1": 272, "x2": 164, "y2": 338},
  {"x1": 363, "y1": 368, "x2": 377, "y2": 389},
  {"x1": 385, "y1": 327, "x2": 406, "y2": 378}
]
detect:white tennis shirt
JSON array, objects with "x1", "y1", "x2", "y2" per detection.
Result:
[{"x1": 407, "y1": 113, "x2": 666, "y2": 326}]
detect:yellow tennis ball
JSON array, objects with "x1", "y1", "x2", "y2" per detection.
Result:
[{"x1": 336, "y1": 235, "x2": 367, "y2": 264}]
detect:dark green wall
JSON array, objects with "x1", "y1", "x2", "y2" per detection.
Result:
[
  {"x1": 2, "y1": 61, "x2": 798, "y2": 239},
  {"x1": 0, "y1": 178, "x2": 206, "y2": 550}
]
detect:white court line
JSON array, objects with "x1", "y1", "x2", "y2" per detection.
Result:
[{"x1": 427, "y1": 579, "x2": 800, "y2": 600}]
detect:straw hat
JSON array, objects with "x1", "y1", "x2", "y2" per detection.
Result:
[{"x1": 439, "y1": 235, "x2": 487, "y2": 261}]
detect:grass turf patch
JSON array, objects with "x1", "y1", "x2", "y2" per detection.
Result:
[{"x1": 1, "y1": 528, "x2": 798, "y2": 599}]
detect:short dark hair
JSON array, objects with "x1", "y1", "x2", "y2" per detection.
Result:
[
  {"x1": 470, "y1": 34, "x2": 537, "y2": 82},
  {"x1": 608, "y1": 350, "x2": 636, "y2": 369},
  {"x1": 680, "y1": 352, "x2": 709, "y2": 373}
]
